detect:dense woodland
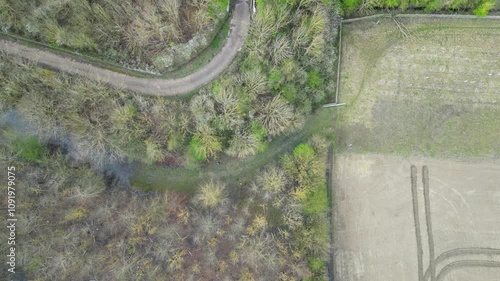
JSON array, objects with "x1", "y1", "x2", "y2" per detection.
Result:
[
  {"x1": 0, "y1": 0, "x2": 337, "y2": 280},
  {"x1": 0, "y1": 0, "x2": 229, "y2": 71},
  {"x1": 0, "y1": 124, "x2": 331, "y2": 280}
]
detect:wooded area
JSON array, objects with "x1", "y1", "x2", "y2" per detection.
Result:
[
  {"x1": 4, "y1": 0, "x2": 496, "y2": 279},
  {"x1": 0, "y1": 1, "x2": 338, "y2": 279},
  {"x1": 0, "y1": 125, "x2": 331, "y2": 280}
]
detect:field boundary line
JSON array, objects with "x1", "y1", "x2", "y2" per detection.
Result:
[
  {"x1": 343, "y1": 13, "x2": 500, "y2": 23},
  {"x1": 326, "y1": 145, "x2": 335, "y2": 281},
  {"x1": 335, "y1": 21, "x2": 343, "y2": 104},
  {"x1": 342, "y1": 14, "x2": 387, "y2": 23},
  {"x1": 395, "y1": 14, "x2": 500, "y2": 19}
]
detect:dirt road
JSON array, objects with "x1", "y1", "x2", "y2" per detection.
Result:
[{"x1": 0, "y1": 0, "x2": 250, "y2": 96}]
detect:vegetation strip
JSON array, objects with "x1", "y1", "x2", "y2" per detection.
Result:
[
  {"x1": 326, "y1": 145, "x2": 335, "y2": 281},
  {"x1": 335, "y1": 21, "x2": 342, "y2": 104},
  {"x1": 0, "y1": 0, "x2": 250, "y2": 96},
  {"x1": 342, "y1": 13, "x2": 500, "y2": 23}
]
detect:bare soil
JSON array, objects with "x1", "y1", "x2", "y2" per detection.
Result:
[{"x1": 333, "y1": 153, "x2": 500, "y2": 281}]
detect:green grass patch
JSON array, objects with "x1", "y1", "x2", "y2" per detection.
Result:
[
  {"x1": 212, "y1": 35, "x2": 222, "y2": 49},
  {"x1": 212, "y1": 20, "x2": 230, "y2": 50},
  {"x1": 307, "y1": 256, "x2": 327, "y2": 278},
  {"x1": 303, "y1": 184, "x2": 328, "y2": 215},
  {"x1": 14, "y1": 136, "x2": 45, "y2": 163}
]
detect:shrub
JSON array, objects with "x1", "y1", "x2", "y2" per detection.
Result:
[
  {"x1": 227, "y1": 132, "x2": 260, "y2": 158},
  {"x1": 251, "y1": 121, "x2": 267, "y2": 142},
  {"x1": 144, "y1": 140, "x2": 165, "y2": 164},
  {"x1": 305, "y1": 256, "x2": 327, "y2": 281},
  {"x1": 256, "y1": 166, "x2": 287, "y2": 198},
  {"x1": 282, "y1": 144, "x2": 325, "y2": 200},
  {"x1": 193, "y1": 181, "x2": 227, "y2": 209},
  {"x1": 307, "y1": 69, "x2": 324, "y2": 89},
  {"x1": 342, "y1": 0, "x2": 363, "y2": 13},
  {"x1": 271, "y1": 35, "x2": 293, "y2": 65},
  {"x1": 307, "y1": 256, "x2": 326, "y2": 275},
  {"x1": 302, "y1": 184, "x2": 328, "y2": 215},
  {"x1": 473, "y1": 0, "x2": 495, "y2": 17},
  {"x1": 268, "y1": 68, "x2": 283, "y2": 91},
  {"x1": 209, "y1": 0, "x2": 229, "y2": 18},
  {"x1": 64, "y1": 208, "x2": 87, "y2": 223},
  {"x1": 189, "y1": 126, "x2": 222, "y2": 160},
  {"x1": 257, "y1": 96, "x2": 297, "y2": 136},
  {"x1": 189, "y1": 136, "x2": 208, "y2": 161}
]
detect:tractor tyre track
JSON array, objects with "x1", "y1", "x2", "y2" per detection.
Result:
[
  {"x1": 436, "y1": 260, "x2": 500, "y2": 281},
  {"x1": 411, "y1": 165, "x2": 424, "y2": 281},
  {"x1": 423, "y1": 165, "x2": 436, "y2": 281},
  {"x1": 424, "y1": 248, "x2": 500, "y2": 280}
]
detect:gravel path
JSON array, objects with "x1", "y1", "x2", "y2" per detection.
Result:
[{"x1": 0, "y1": 0, "x2": 250, "y2": 96}]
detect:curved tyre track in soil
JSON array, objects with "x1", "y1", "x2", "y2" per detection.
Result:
[
  {"x1": 436, "y1": 260, "x2": 500, "y2": 281},
  {"x1": 411, "y1": 165, "x2": 424, "y2": 281},
  {"x1": 416, "y1": 166, "x2": 500, "y2": 281},
  {"x1": 422, "y1": 165, "x2": 437, "y2": 281},
  {"x1": 424, "y1": 248, "x2": 500, "y2": 281},
  {"x1": 0, "y1": 0, "x2": 250, "y2": 96}
]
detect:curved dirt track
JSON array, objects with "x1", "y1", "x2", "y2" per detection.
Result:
[
  {"x1": 423, "y1": 248, "x2": 500, "y2": 281},
  {"x1": 436, "y1": 260, "x2": 500, "y2": 281},
  {"x1": 0, "y1": 0, "x2": 250, "y2": 96}
]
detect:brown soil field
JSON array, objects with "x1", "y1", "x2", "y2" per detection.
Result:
[{"x1": 333, "y1": 153, "x2": 500, "y2": 281}]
